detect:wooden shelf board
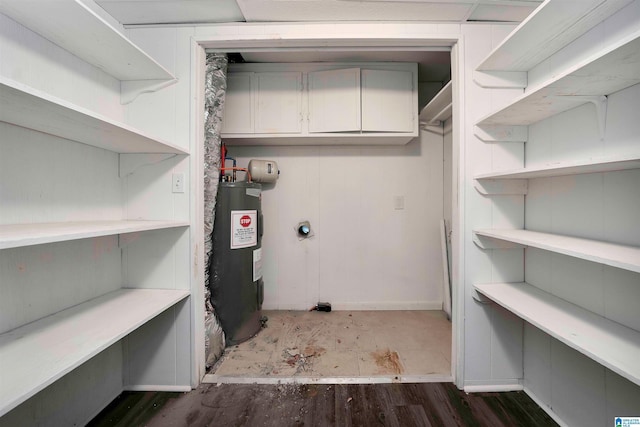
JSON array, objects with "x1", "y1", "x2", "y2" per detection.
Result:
[
  {"x1": 0, "y1": 77, "x2": 188, "y2": 154},
  {"x1": 474, "y1": 229, "x2": 640, "y2": 273},
  {"x1": 0, "y1": 220, "x2": 190, "y2": 250},
  {"x1": 477, "y1": 0, "x2": 634, "y2": 72},
  {"x1": 419, "y1": 81, "x2": 452, "y2": 124},
  {"x1": 477, "y1": 31, "x2": 640, "y2": 126},
  {"x1": 0, "y1": 288, "x2": 190, "y2": 417},
  {"x1": 223, "y1": 133, "x2": 417, "y2": 146},
  {"x1": 475, "y1": 156, "x2": 640, "y2": 180},
  {"x1": 475, "y1": 282, "x2": 640, "y2": 386},
  {"x1": 0, "y1": 0, "x2": 174, "y2": 81}
]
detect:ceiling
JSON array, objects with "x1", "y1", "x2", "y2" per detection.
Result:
[
  {"x1": 93, "y1": 0, "x2": 540, "y2": 96},
  {"x1": 95, "y1": 0, "x2": 542, "y2": 26}
]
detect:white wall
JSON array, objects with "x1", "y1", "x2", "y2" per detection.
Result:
[{"x1": 229, "y1": 128, "x2": 445, "y2": 311}]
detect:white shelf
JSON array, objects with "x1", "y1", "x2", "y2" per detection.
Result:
[
  {"x1": 477, "y1": 30, "x2": 640, "y2": 126},
  {"x1": 0, "y1": 77, "x2": 188, "y2": 154},
  {"x1": 0, "y1": 220, "x2": 190, "y2": 250},
  {"x1": 419, "y1": 81, "x2": 452, "y2": 126},
  {"x1": 475, "y1": 156, "x2": 640, "y2": 180},
  {"x1": 0, "y1": 288, "x2": 190, "y2": 417},
  {"x1": 475, "y1": 282, "x2": 640, "y2": 386},
  {"x1": 474, "y1": 229, "x2": 640, "y2": 273},
  {"x1": 223, "y1": 134, "x2": 416, "y2": 146},
  {"x1": 477, "y1": 0, "x2": 634, "y2": 72},
  {"x1": 0, "y1": 0, "x2": 174, "y2": 81}
]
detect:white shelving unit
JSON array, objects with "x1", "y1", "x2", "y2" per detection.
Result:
[
  {"x1": 0, "y1": 10, "x2": 191, "y2": 422},
  {"x1": 419, "y1": 81, "x2": 452, "y2": 127},
  {"x1": 0, "y1": 288, "x2": 190, "y2": 417},
  {"x1": 0, "y1": 220, "x2": 190, "y2": 250},
  {"x1": 0, "y1": 0, "x2": 174, "y2": 81},
  {"x1": 470, "y1": 1, "x2": 640, "y2": 422},
  {"x1": 477, "y1": 0, "x2": 634, "y2": 72},
  {"x1": 475, "y1": 156, "x2": 640, "y2": 180},
  {"x1": 474, "y1": 229, "x2": 640, "y2": 273},
  {"x1": 0, "y1": 77, "x2": 187, "y2": 154},
  {"x1": 474, "y1": 282, "x2": 640, "y2": 386},
  {"x1": 476, "y1": 30, "x2": 640, "y2": 127}
]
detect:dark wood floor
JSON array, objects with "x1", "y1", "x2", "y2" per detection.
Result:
[{"x1": 88, "y1": 383, "x2": 558, "y2": 427}]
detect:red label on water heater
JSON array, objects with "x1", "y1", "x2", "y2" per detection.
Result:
[{"x1": 231, "y1": 210, "x2": 257, "y2": 249}]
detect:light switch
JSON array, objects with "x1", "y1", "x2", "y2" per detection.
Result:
[{"x1": 394, "y1": 195, "x2": 405, "y2": 210}]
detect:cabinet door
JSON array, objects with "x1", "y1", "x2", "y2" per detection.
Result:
[
  {"x1": 308, "y1": 68, "x2": 361, "y2": 133},
  {"x1": 255, "y1": 72, "x2": 302, "y2": 134},
  {"x1": 222, "y1": 72, "x2": 254, "y2": 134},
  {"x1": 361, "y1": 69, "x2": 414, "y2": 133}
]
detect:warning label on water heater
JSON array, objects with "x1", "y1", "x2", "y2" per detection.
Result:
[
  {"x1": 253, "y1": 247, "x2": 263, "y2": 281},
  {"x1": 230, "y1": 210, "x2": 258, "y2": 249}
]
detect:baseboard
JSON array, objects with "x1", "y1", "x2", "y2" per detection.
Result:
[
  {"x1": 262, "y1": 301, "x2": 443, "y2": 311},
  {"x1": 523, "y1": 386, "x2": 568, "y2": 427},
  {"x1": 463, "y1": 379, "x2": 524, "y2": 393},
  {"x1": 123, "y1": 385, "x2": 193, "y2": 392},
  {"x1": 203, "y1": 374, "x2": 454, "y2": 385}
]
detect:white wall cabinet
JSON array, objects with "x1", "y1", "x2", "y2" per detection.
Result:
[
  {"x1": 0, "y1": 12, "x2": 192, "y2": 426},
  {"x1": 308, "y1": 68, "x2": 361, "y2": 133},
  {"x1": 255, "y1": 72, "x2": 303, "y2": 134},
  {"x1": 361, "y1": 69, "x2": 414, "y2": 133},
  {"x1": 222, "y1": 62, "x2": 418, "y2": 145},
  {"x1": 223, "y1": 71, "x2": 303, "y2": 134},
  {"x1": 221, "y1": 73, "x2": 254, "y2": 134}
]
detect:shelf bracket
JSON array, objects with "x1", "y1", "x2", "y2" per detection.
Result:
[
  {"x1": 121, "y1": 79, "x2": 178, "y2": 105},
  {"x1": 119, "y1": 153, "x2": 177, "y2": 177},
  {"x1": 474, "y1": 179, "x2": 528, "y2": 195},
  {"x1": 473, "y1": 233, "x2": 525, "y2": 250},
  {"x1": 552, "y1": 95, "x2": 608, "y2": 140},
  {"x1": 473, "y1": 71, "x2": 527, "y2": 89},
  {"x1": 474, "y1": 125, "x2": 528, "y2": 143},
  {"x1": 420, "y1": 123, "x2": 445, "y2": 134},
  {"x1": 472, "y1": 289, "x2": 492, "y2": 304}
]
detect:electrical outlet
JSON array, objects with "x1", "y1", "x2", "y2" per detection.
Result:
[{"x1": 172, "y1": 173, "x2": 185, "y2": 193}]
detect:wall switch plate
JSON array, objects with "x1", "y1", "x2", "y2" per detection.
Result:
[
  {"x1": 172, "y1": 173, "x2": 185, "y2": 193},
  {"x1": 394, "y1": 195, "x2": 405, "y2": 210}
]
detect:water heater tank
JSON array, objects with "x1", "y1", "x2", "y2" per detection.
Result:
[
  {"x1": 248, "y1": 159, "x2": 279, "y2": 183},
  {"x1": 209, "y1": 181, "x2": 264, "y2": 345}
]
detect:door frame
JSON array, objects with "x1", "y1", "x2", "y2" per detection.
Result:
[{"x1": 189, "y1": 30, "x2": 466, "y2": 389}]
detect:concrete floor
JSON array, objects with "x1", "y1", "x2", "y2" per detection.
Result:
[{"x1": 208, "y1": 310, "x2": 452, "y2": 380}]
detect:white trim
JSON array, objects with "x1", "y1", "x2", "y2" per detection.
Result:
[
  {"x1": 464, "y1": 383, "x2": 524, "y2": 393},
  {"x1": 195, "y1": 36, "x2": 459, "y2": 51},
  {"x1": 202, "y1": 374, "x2": 454, "y2": 385},
  {"x1": 262, "y1": 301, "x2": 443, "y2": 311},
  {"x1": 192, "y1": 31, "x2": 464, "y2": 388},
  {"x1": 451, "y1": 38, "x2": 465, "y2": 390},
  {"x1": 191, "y1": 38, "x2": 207, "y2": 388},
  {"x1": 124, "y1": 385, "x2": 193, "y2": 392}
]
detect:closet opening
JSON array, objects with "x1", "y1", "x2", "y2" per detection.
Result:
[{"x1": 195, "y1": 41, "x2": 460, "y2": 385}]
